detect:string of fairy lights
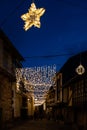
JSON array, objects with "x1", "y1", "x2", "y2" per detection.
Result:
[{"x1": 16, "y1": 65, "x2": 56, "y2": 105}]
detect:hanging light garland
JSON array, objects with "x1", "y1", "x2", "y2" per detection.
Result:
[
  {"x1": 16, "y1": 65, "x2": 56, "y2": 105},
  {"x1": 21, "y1": 2, "x2": 45, "y2": 31}
]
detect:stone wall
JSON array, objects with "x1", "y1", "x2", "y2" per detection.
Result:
[
  {"x1": 0, "y1": 39, "x2": 3, "y2": 67},
  {"x1": 77, "y1": 109, "x2": 87, "y2": 130},
  {"x1": 0, "y1": 76, "x2": 12, "y2": 122}
]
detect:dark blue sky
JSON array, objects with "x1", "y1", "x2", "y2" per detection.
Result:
[{"x1": 0, "y1": 0, "x2": 87, "y2": 71}]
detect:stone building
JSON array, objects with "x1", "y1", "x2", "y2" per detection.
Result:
[
  {"x1": 59, "y1": 51, "x2": 87, "y2": 129},
  {"x1": 14, "y1": 79, "x2": 34, "y2": 120},
  {"x1": 46, "y1": 51, "x2": 87, "y2": 129},
  {"x1": 0, "y1": 29, "x2": 24, "y2": 127},
  {"x1": 46, "y1": 86, "x2": 55, "y2": 120}
]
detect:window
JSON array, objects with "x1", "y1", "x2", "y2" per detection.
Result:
[
  {"x1": 3, "y1": 50, "x2": 9, "y2": 69},
  {"x1": 22, "y1": 97, "x2": 27, "y2": 107},
  {"x1": 72, "y1": 80, "x2": 84, "y2": 105},
  {"x1": 84, "y1": 78, "x2": 87, "y2": 93}
]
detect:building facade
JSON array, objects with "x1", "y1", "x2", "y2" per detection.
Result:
[
  {"x1": 46, "y1": 86, "x2": 56, "y2": 120},
  {"x1": 60, "y1": 51, "x2": 87, "y2": 129},
  {"x1": 46, "y1": 51, "x2": 87, "y2": 129},
  {"x1": 0, "y1": 29, "x2": 24, "y2": 128}
]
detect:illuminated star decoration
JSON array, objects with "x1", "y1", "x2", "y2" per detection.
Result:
[{"x1": 21, "y1": 2, "x2": 45, "y2": 31}]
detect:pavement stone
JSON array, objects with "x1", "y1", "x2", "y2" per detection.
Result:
[{"x1": 4, "y1": 119, "x2": 78, "y2": 130}]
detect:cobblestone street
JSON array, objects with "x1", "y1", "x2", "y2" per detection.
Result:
[{"x1": 7, "y1": 119, "x2": 77, "y2": 130}]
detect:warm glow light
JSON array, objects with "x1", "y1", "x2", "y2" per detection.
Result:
[
  {"x1": 76, "y1": 64, "x2": 85, "y2": 75},
  {"x1": 21, "y1": 2, "x2": 45, "y2": 31},
  {"x1": 16, "y1": 65, "x2": 56, "y2": 105}
]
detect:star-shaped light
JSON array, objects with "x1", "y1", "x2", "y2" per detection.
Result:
[{"x1": 21, "y1": 3, "x2": 45, "y2": 31}]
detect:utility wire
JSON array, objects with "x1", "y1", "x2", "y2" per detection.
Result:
[
  {"x1": 61, "y1": 0, "x2": 87, "y2": 11},
  {"x1": 24, "y1": 53, "x2": 74, "y2": 59}
]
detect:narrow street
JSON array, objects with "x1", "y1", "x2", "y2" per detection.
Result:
[
  {"x1": 8, "y1": 119, "x2": 77, "y2": 130},
  {"x1": 0, "y1": 1, "x2": 87, "y2": 130}
]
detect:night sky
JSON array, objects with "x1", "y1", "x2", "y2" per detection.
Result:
[{"x1": 0, "y1": 0, "x2": 87, "y2": 71}]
